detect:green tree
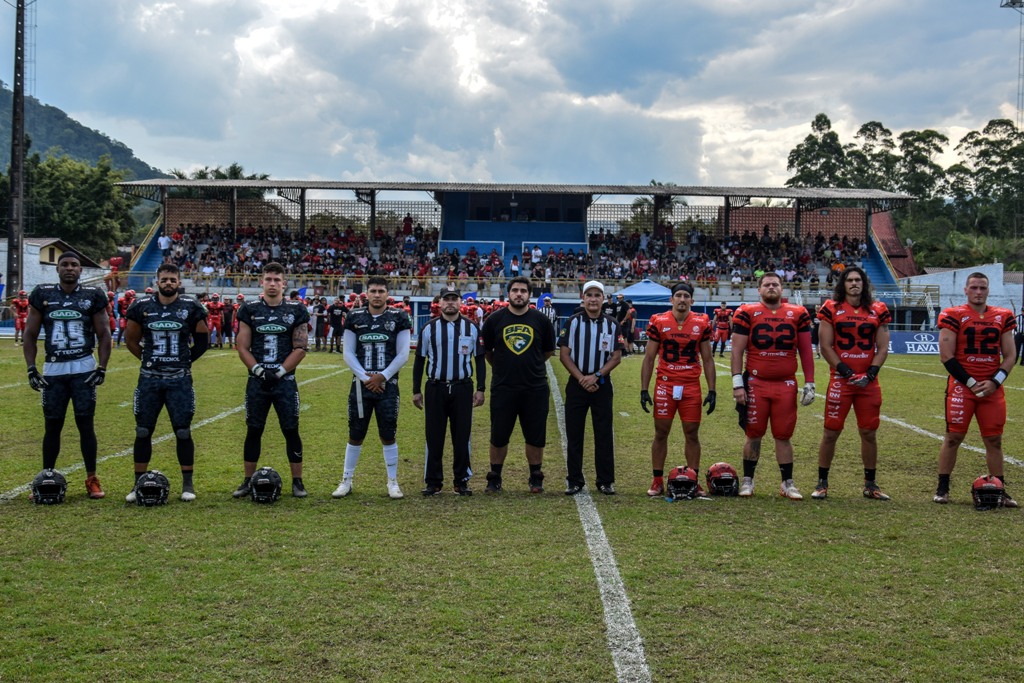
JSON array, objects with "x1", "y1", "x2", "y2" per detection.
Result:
[{"x1": 786, "y1": 113, "x2": 848, "y2": 187}]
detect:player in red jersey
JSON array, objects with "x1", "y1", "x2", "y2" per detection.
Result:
[
  {"x1": 11, "y1": 290, "x2": 30, "y2": 345},
  {"x1": 731, "y1": 272, "x2": 816, "y2": 500},
  {"x1": 640, "y1": 282, "x2": 717, "y2": 497},
  {"x1": 811, "y1": 266, "x2": 892, "y2": 501},
  {"x1": 231, "y1": 294, "x2": 245, "y2": 338},
  {"x1": 206, "y1": 293, "x2": 226, "y2": 347},
  {"x1": 710, "y1": 301, "x2": 732, "y2": 358},
  {"x1": 116, "y1": 290, "x2": 136, "y2": 347},
  {"x1": 934, "y1": 272, "x2": 1018, "y2": 506},
  {"x1": 106, "y1": 291, "x2": 117, "y2": 335}
]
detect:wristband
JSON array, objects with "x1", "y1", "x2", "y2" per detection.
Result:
[
  {"x1": 732, "y1": 374, "x2": 744, "y2": 390},
  {"x1": 835, "y1": 362, "x2": 854, "y2": 378},
  {"x1": 966, "y1": 377, "x2": 977, "y2": 389},
  {"x1": 866, "y1": 365, "x2": 880, "y2": 381},
  {"x1": 993, "y1": 369, "x2": 1009, "y2": 387}
]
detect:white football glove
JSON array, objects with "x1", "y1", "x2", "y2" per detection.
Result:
[{"x1": 800, "y1": 383, "x2": 816, "y2": 406}]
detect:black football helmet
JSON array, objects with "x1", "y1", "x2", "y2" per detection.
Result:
[
  {"x1": 31, "y1": 469, "x2": 67, "y2": 505},
  {"x1": 667, "y1": 466, "x2": 699, "y2": 501},
  {"x1": 972, "y1": 475, "x2": 1005, "y2": 511},
  {"x1": 134, "y1": 470, "x2": 171, "y2": 506},
  {"x1": 706, "y1": 462, "x2": 739, "y2": 496},
  {"x1": 251, "y1": 467, "x2": 283, "y2": 504}
]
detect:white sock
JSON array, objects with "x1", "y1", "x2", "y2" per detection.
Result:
[
  {"x1": 383, "y1": 443, "x2": 399, "y2": 480},
  {"x1": 344, "y1": 444, "x2": 361, "y2": 479}
]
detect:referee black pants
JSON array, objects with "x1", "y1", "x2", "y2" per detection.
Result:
[
  {"x1": 424, "y1": 381, "x2": 474, "y2": 486},
  {"x1": 564, "y1": 379, "x2": 615, "y2": 487}
]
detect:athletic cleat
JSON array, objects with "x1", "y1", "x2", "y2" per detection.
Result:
[
  {"x1": 1002, "y1": 492, "x2": 1018, "y2": 509},
  {"x1": 180, "y1": 488, "x2": 196, "y2": 502},
  {"x1": 695, "y1": 484, "x2": 711, "y2": 499},
  {"x1": 779, "y1": 479, "x2": 803, "y2": 500},
  {"x1": 232, "y1": 479, "x2": 251, "y2": 498},
  {"x1": 739, "y1": 477, "x2": 755, "y2": 497},
  {"x1": 564, "y1": 482, "x2": 584, "y2": 496},
  {"x1": 125, "y1": 489, "x2": 138, "y2": 504},
  {"x1": 862, "y1": 482, "x2": 890, "y2": 501},
  {"x1": 291, "y1": 481, "x2": 308, "y2": 498},
  {"x1": 454, "y1": 482, "x2": 473, "y2": 496},
  {"x1": 811, "y1": 480, "x2": 828, "y2": 500},
  {"x1": 484, "y1": 472, "x2": 502, "y2": 494},
  {"x1": 421, "y1": 485, "x2": 443, "y2": 497},
  {"x1": 933, "y1": 490, "x2": 950, "y2": 504},
  {"x1": 387, "y1": 478, "x2": 404, "y2": 499},
  {"x1": 647, "y1": 476, "x2": 664, "y2": 497},
  {"x1": 85, "y1": 475, "x2": 106, "y2": 499},
  {"x1": 332, "y1": 477, "x2": 352, "y2": 498},
  {"x1": 597, "y1": 483, "x2": 616, "y2": 495},
  {"x1": 528, "y1": 471, "x2": 545, "y2": 494}
]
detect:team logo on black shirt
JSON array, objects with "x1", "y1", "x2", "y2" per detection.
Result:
[{"x1": 504, "y1": 324, "x2": 534, "y2": 355}]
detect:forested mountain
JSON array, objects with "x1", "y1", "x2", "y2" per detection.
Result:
[{"x1": 0, "y1": 82, "x2": 167, "y2": 180}]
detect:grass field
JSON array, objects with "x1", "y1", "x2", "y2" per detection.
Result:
[{"x1": 1, "y1": 340, "x2": 1022, "y2": 682}]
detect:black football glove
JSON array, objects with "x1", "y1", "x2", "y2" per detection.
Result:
[
  {"x1": 735, "y1": 401, "x2": 748, "y2": 430},
  {"x1": 27, "y1": 365, "x2": 48, "y2": 391},
  {"x1": 84, "y1": 367, "x2": 106, "y2": 388},
  {"x1": 640, "y1": 390, "x2": 652, "y2": 413},
  {"x1": 703, "y1": 390, "x2": 717, "y2": 415}
]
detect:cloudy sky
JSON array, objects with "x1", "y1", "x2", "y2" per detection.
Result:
[{"x1": 2, "y1": 0, "x2": 1020, "y2": 188}]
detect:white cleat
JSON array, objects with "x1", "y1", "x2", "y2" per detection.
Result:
[
  {"x1": 780, "y1": 479, "x2": 803, "y2": 500},
  {"x1": 180, "y1": 490, "x2": 196, "y2": 502},
  {"x1": 387, "y1": 478, "x2": 404, "y2": 499},
  {"x1": 739, "y1": 477, "x2": 754, "y2": 497},
  {"x1": 125, "y1": 489, "x2": 137, "y2": 504},
  {"x1": 332, "y1": 477, "x2": 353, "y2": 498}
]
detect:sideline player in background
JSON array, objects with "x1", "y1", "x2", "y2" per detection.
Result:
[
  {"x1": 23, "y1": 251, "x2": 112, "y2": 499},
  {"x1": 730, "y1": 273, "x2": 816, "y2": 500},
  {"x1": 812, "y1": 266, "x2": 892, "y2": 501},
  {"x1": 116, "y1": 289, "x2": 135, "y2": 347},
  {"x1": 11, "y1": 289, "x2": 30, "y2": 345},
  {"x1": 710, "y1": 301, "x2": 732, "y2": 358},
  {"x1": 559, "y1": 280, "x2": 624, "y2": 495},
  {"x1": 640, "y1": 282, "x2": 716, "y2": 497},
  {"x1": 481, "y1": 276, "x2": 556, "y2": 493},
  {"x1": 934, "y1": 272, "x2": 1017, "y2": 506},
  {"x1": 335, "y1": 276, "x2": 412, "y2": 499},
  {"x1": 124, "y1": 263, "x2": 209, "y2": 502},
  {"x1": 206, "y1": 293, "x2": 225, "y2": 348},
  {"x1": 412, "y1": 287, "x2": 486, "y2": 496},
  {"x1": 232, "y1": 263, "x2": 310, "y2": 499}
]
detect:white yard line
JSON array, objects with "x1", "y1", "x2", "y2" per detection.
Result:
[
  {"x1": 885, "y1": 363, "x2": 1024, "y2": 392},
  {"x1": 1, "y1": 368, "x2": 348, "y2": 502},
  {"x1": 547, "y1": 363, "x2": 651, "y2": 683}
]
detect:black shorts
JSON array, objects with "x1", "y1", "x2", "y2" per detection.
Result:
[
  {"x1": 245, "y1": 375, "x2": 300, "y2": 430},
  {"x1": 348, "y1": 379, "x2": 400, "y2": 442},
  {"x1": 134, "y1": 372, "x2": 195, "y2": 429},
  {"x1": 41, "y1": 373, "x2": 96, "y2": 420},
  {"x1": 489, "y1": 385, "x2": 549, "y2": 448}
]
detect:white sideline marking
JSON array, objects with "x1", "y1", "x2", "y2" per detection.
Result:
[
  {"x1": 885, "y1": 364, "x2": 1023, "y2": 392},
  {"x1": 0, "y1": 369, "x2": 349, "y2": 502},
  {"x1": 720, "y1": 359, "x2": 1023, "y2": 466},
  {"x1": 546, "y1": 363, "x2": 651, "y2": 683},
  {"x1": 618, "y1": 411, "x2": 631, "y2": 417}
]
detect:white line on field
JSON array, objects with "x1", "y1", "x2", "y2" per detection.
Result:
[
  {"x1": 0, "y1": 368, "x2": 349, "y2": 502},
  {"x1": 884, "y1": 363, "x2": 1023, "y2": 392},
  {"x1": 546, "y1": 362, "x2": 651, "y2": 683},
  {"x1": 713, "y1": 361, "x2": 1024, "y2": 466}
]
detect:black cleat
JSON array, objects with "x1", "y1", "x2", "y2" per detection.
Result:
[
  {"x1": 421, "y1": 485, "x2": 443, "y2": 497},
  {"x1": 564, "y1": 482, "x2": 584, "y2": 496},
  {"x1": 484, "y1": 472, "x2": 502, "y2": 494},
  {"x1": 528, "y1": 471, "x2": 545, "y2": 494},
  {"x1": 232, "y1": 478, "x2": 251, "y2": 499}
]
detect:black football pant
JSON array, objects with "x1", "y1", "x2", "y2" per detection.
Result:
[
  {"x1": 564, "y1": 379, "x2": 615, "y2": 488},
  {"x1": 423, "y1": 380, "x2": 473, "y2": 487}
]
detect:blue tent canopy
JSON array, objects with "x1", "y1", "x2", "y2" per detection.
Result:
[{"x1": 613, "y1": 279, "x2": 672, "y2": 304}]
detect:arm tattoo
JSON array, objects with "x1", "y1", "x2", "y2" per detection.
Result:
[{"x1": 293, "y1": 325, "x2": 309, "y2": 351}]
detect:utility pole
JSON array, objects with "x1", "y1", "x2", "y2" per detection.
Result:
[{"x1": 5, "y1": 0, "x2": 29, "y2": 295}]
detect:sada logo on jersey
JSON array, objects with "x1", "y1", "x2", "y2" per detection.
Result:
[
  {"x1": 503, "y1": 324, "x2": 534, "y2": 355},
  {"x1": 49, "y1": 310, "x2": 82, "y2": 320},
  {"x1": 148, "y1": 320, "x2": 183, "y2": 331},
  {"x1": 359, "y1": 332, "x2": 389, "y2": 343},
  {"x1": 256, "y1": 323, "x2": 288, "y2": 334}
]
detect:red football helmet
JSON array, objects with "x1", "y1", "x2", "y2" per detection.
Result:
[
  {"x1": 972, "y1": 475, "x2": 1005, "y2": 511},
  {"x1": 126, "y1": 289, "x2": 136, "y2": 297},
  {"x1": 705, "y1": 462, "x2": 739, "y2": 496},
  {"x1": 236, "y1": 294, "x2": 245, "y2": 301},
  {"x1": 667, "y1": 466, "x2": 699, "y2": 500},
  {"x1": 19, "y1": 289, "x2": 27, "y2": 297},
  {"x1": 211, "y1": 293, "x2": 220, "y2": 299}
]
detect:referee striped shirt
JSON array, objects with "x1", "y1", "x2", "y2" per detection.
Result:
[
  {"x1": 558, "y1": 311, "x2": 624, "y2": 376},
  {"x1": 1017, "y1": 311, "x2": 1024, "y2": 332},
  {"x1": 416, "y1": 315, "x2": 484, "y2": 385}
]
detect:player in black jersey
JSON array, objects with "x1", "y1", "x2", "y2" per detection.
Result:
[
  {"x1": 232, "y1": 263, "x2": 311, "y2": 499},
  {"x1": 23, "y1": 251, "x2": 113, "y2": 500},
  {"x1": 334, "y1": 276, "x2": 412, "y2": 499},
  {"x1": 124, "y1": 263, "x2": 209, "y2": 502},
  {"x1": 327, "y1": 296, "x2": 346, "y2": 353}
]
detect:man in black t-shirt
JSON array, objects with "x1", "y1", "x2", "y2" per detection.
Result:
[
  {"x1": 481, "y1": 276, "x2": 556, "y2": 493},
  {"x1": 327, "y1": 297, "x2": 347, "y2": 353}
]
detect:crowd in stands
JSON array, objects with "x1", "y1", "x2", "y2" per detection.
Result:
[{"x1": 160, "y1": 217, "x2": 868, "y2": 293}]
